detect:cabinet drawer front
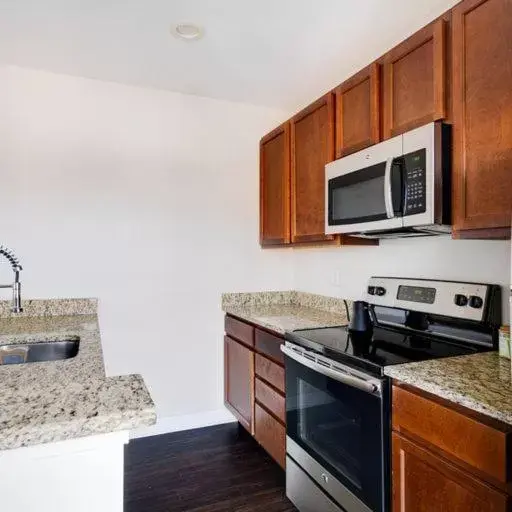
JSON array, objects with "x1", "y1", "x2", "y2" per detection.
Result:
[
  {"x1": 255, "y1": 377, "x2": 285, "y2": 424},
  {"x1": 255, "y1": 354, "x2": 285, "y2": 393},
  {"x1": 255, "y1": 403, "x2": 286, "y2": 469},
  {"x1": 225, "y1": 316, "x2": 254, "y2": 347},
  {"x1": 393, "y1": 386, "x2": 510, "y2": 484},
  {"x1": 255, "y1": 329, "x2": 284, "y2": 364}
]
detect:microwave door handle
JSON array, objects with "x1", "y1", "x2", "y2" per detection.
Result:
[
  {"x1": 281, "y1": 345, "x2": 381, "y2": 396},
  {"x1": 384, "y1": 157, "x2": 394, "y2": 219}
]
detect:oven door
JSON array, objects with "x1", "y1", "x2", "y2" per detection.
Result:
[
  {"x1": 283, "y1": 346, "x2": 389, "y2": 512},
  {"x1": 325, "y1": 133, "x2": 404, "y2": 235}
]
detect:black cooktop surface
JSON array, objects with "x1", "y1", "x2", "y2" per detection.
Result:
[{"x1": 286, "y1": 325, "x2": 489, "y2": 377}]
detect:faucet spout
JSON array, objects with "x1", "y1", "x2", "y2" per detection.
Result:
[{"x1": 0, "y1": 245, "x2": 23, "y2": 313}]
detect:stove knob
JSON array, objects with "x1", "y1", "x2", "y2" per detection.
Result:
[
  {"x1": 469, "y1": 296, "x2": 483, "y2": 309},
  {"x1": 454, "y1": 294, "x2": 468, "y2": 307},
  {"x1": 367, "y1": 286, "x2": 376, "y2": 295},
  {"x1": 375, "y1": 287, "x2": 386, "y2": 297}
]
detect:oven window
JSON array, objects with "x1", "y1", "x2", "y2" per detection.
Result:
[
  {"x1": 298, "y1": 379, "x2": 362, "y2": 488},
  {"x1": 285, "y1": 355, "x2": 387, "y2": 512}
]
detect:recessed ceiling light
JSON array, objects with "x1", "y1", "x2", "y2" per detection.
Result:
[{"x1": 171, "y1": 23, "x2": 204, "y2": 41}]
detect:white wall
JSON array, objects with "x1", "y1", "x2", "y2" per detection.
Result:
[
  {"x1": 1, "y1": 65, "x2": 510, "y2": 438},
  {"x1": 293, "y1": 238, "x2": 511, "y2": 322},
  {"x1": 0, "y1": 65, "x2": 293, "y2": 427}
]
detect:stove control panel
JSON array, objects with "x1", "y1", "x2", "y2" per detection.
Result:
[{"x1": 366, "y1": 277, "x2": 496, "y2": 322}]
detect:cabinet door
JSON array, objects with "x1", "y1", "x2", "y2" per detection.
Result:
[
  {"x1": 452, "y1": 0, "x2": 512, "y2": 238},
  {"x1": 392, "y1": 433, "x2": 510, "y2": 512},
  {"x1": 336, "y1": 63, "x2": 380, "y2": 158},
  {"x1": 290, "y1": 93, "x2": 336, "y2": 243},
  {"x1": 260, "y1": 123, "x2": 291, "y2": 246},
  {"x1": 383, "y1": 17, "x2": 447, "y2": 139},
  {"x1": 224, "y1": 336, "x2": 254, "y2": 434}
]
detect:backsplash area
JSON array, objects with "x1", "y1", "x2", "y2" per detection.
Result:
[{"x1": 292, "y1": 236, "x2": 511, "y2": 322}]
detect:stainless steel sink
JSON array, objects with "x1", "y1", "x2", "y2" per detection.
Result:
[{"x1": 0, "y1": 339, "x2": 80, "y2": 365}]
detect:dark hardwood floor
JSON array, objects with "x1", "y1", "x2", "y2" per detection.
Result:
[{"x1": 125, "y1": 422, "x2": 297, "y2": 512}]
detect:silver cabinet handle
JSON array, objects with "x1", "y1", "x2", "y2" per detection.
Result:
[
  {"x1": 280, "y1": 345, "x2": 380, "y2": 396},
  {"x1": 384, "y1": 157, "x2": 394, "y2": 219}
]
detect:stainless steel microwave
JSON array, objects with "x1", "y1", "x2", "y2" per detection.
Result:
[{"x1": 325, "y1": 122, "x2": 451, "y2": 239}]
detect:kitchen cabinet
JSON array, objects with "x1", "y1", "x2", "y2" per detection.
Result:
[
  {"x1": 382, "y1": 17, "x2": 448, "y2": 140},
  {"x1": 224, "y1": 335, "x2": 254, "y2": 434},
  {"x1": 260, "y1": 101, "x2": 377, "y2": 247},
  {"x1": 290, "y1": 93, "x2": 336, "y2": 244},
  {"x1": 392, "y1": 433, "x2": 509, "y2": 512},
  {"x1": 392, "y1": 383, "x2": 512, "y2": 511},
  {"x1": 335, "y1": 63, "x2": 381, "y2": 158},
  {"x1": 451, "y1": 0, "x2": 512, "y2": 238},
  {"x1": 224, "y1": 315, "x2": 287, "y2": 468},
  {"x1": 259, "y1": 123, "x2": 291, "y2": 246},
  {"x1": 260, "y1": 0, "x2": 510, "y2": 240}
]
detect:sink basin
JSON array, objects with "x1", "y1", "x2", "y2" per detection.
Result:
[{"x1": 0, "y1": 339, "x2": 80, "y2": 365}]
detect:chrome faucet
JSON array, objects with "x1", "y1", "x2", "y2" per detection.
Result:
[{"x1": 0, "y1": 245, "x2": 23, "y2": 313}]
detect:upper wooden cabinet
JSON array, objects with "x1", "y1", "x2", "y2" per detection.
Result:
[
  {"x1": 451, "y1": 0, "x2": 512, "y2": 238},
  {"x1": 335, "y1": 63, "x2": 381, "y2": 158},
  {"x1": 382, "y1": 17, "x2": 448, "y2": 139},
  {"x1": 290, "y1": 93, "x2": 336, "y2": 244},
  {"x1": 259, "y1": 123, "x2": 291, "y2": 246}
]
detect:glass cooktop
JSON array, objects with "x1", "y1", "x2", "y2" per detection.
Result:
[{"x1": 286, "y1": 325, "x2": 490, "y2": 377}]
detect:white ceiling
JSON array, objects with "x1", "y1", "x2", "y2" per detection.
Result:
[{"x1": 0, "y1": 0, "x2": 459, "y2": 111}]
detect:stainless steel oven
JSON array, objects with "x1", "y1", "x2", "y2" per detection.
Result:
[
  {"x1": 282, "y1": 343, "x2": 389, "y2": 512},
  {"x1": 325, "y1": 121, "x2": 451, "y2": 238}
]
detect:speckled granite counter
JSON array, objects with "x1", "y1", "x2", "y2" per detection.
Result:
[
  {"x1": 0, "y1": 299, "x2": 156, "y2": 450},
  {"x1": 384, "y1": 352, "x2": 512, "y2": 426},
  {"x1": 221, "y1": 291, "x2": 350, "y2": 334}
]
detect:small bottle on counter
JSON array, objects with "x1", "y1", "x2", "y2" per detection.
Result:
[{"x1": 499, "y1": 325, "x2": 510, "y2": 359}]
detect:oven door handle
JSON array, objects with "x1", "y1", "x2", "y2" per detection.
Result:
[
  {"x1": 384, "y1": 157, "x2": 394, "y2": 219},
  {"x1": 280, "y1": 345, "x2": 381, "y2": 396}
]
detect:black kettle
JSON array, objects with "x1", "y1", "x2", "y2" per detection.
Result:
[{"x1": 349, "y1": 301, "x2": 373, "y2": 334}]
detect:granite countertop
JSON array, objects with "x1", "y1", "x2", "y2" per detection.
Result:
[
  {"x1": 384, "y1": 352, "x2": 512, "y2": 426},
  {"x1": 221, "y1": 291, "x2": 350, "y2": 334},
  {"x1": 0, "y1": 299, "x2": 156, "y2": 451}
]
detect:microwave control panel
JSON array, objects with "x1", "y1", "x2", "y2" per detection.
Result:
[{"x1": 403, "y1": 149, "x2": 426, "y2": 216}]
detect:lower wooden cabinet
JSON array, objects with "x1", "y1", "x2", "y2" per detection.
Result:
[
  {"x1": 224, "y1": 315, "x2": 287, "y2": 468},
  {"x1": 255, "y1": 403, "x2": 286, "y2": 469},
  {"x1": 224, "y1": 335, "x2": 254, "y2": 434},
  {"x1": 392, "y1": 433, "x2": 509, "y2": 512},
  {"x1": 392, "y1": 383, "x2": 512, "y2": 511}
]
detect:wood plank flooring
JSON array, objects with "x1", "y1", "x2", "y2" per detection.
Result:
[{"x1": 124, "y1": 422, "x2": 297, "y2": 512}]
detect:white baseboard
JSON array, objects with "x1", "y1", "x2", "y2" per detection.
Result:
[{"x1": 130, "y1": 408, "x2": 237, "y2": 439}]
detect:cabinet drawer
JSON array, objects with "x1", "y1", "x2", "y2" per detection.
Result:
[
  {"x1": 225, "y1": 316, "x2": 254, "y2": 347},
  {"x1": 255, "y1": 377, "x2": 285, "y2": 424},
  {"x1": 255, "y1": 354, "x2": 285, "y2": 393},
  {"x1": 255, "y1": 403, "x2": 286, "y2": 469},
  {"x1": 255, "y1": 329, "x2": 284, "y2": 364},
  {"x1": 392, "y1": 386, "x2": 511, "y2": 484}
]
